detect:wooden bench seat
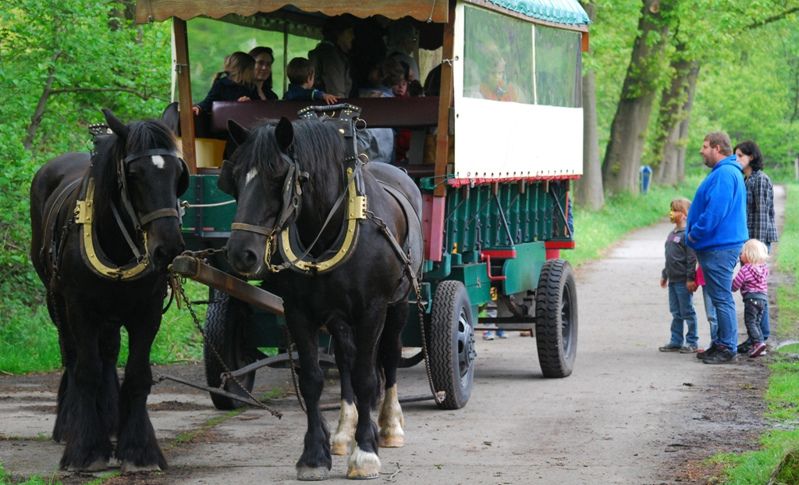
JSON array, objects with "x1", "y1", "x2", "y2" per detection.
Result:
[{"x1": 210, "y1": 96, "x2": 440, "y2": 137}]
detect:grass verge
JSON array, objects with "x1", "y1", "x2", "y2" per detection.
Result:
[{"x1": 710, "y1": 183, "x2": 799, "y2": 484}]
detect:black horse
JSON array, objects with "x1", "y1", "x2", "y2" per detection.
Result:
[
  {"x1": 29, "y1": 109, "x2": 188, "y2": 472},
  {"x1": 220, "y1": 116, "x2": 422, "y2": 480}
]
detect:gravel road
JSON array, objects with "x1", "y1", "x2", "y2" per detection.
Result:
[{"x1": 0, "y1": 187, "x2": 783, "y2": 484}]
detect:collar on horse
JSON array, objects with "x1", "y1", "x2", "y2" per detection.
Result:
[
  {"x1": 71, "y1": 125, "x2": 184, "y2": 281},
  {"x1": 231, "y1": 104, "x2": 368, "y2": 275}
]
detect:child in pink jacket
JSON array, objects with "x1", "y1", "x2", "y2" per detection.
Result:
[{"x1": 732, "y1": 239, "x2": 770, "y2": 358}]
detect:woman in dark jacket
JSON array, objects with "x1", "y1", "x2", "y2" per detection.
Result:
[
  {"x1": 734, "y1": 140, "x2": 777, "y2": 348},
  {"x1": 249, "y1": 46, "x2": 278, "y2": 100},
  {"x1": 193, "y1": 51, "x2": 258, "y2": 114}
]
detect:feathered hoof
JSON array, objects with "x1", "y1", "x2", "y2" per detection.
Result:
[
  {"x1": 346, "y1": 447, "x2": 380, "y2": 480},
  {"x1": 67, "y1": 458, "x2": 109, "y2": 472},
  {"x1": 330, "y1": 436, "x2": 351, "y2": 456},
  {"x1": 378, "y1": 432, "x2": 404, "y2": 448},
  {"x1": 297, "y1": 465, "x2": 330, "y2": 481},
  {"x1": 121, "y1": 461, "x2": 162, "y2": 474}
]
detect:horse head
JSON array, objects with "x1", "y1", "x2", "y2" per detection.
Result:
[
  {"x1": 103, "y1": 109, "x2": 188, "y2": 271},
  {"x1": 220, "y1": 118, "x2": 296, "y2": 277}
]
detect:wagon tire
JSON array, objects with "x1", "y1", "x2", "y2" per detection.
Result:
[
  {"x1": 535, "y1": 259, "x2": 578, "y2": 378},
  {"x1": 204, "y1": 288, "x2": 256, "y2": 410},
  {"x1": 428, "y1": 280, "x2": 476, "y2": 409}
]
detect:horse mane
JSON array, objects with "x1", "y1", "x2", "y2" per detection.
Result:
[
  {"x1": 239, "y1": 119, "x2": 347, "y2": 182},
  {"x1": 90, "y1": 119, "x2": 177, "y2": 217}
]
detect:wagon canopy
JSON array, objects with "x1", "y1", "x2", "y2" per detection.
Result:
[
  {"x1": 469, "y1": 0, "x2": 589, "y2": 27},
  {"x1": 134, "y1": 0, "x2": 450, "y2": 24}
]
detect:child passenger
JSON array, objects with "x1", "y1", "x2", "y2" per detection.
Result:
[
  {"x1": 193, "y1": 51, "x2": 258, "y2": 114},
  {"x1": 732, "y1": 239, "x2": 770, "y2": 358},
  {"x1": 659, "y1": 198, "x2": 699, "y2": 353},
  {"x1": 283, "y1": 57, "x2": 338, "y2": 104}
]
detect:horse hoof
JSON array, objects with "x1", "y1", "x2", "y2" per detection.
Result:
[
  {"x1": 297, "y1": 465, "x2": 330, "y2": 481},
  {"x1": 67, "y1": 458, "x2": 109, "y2": 472},
  {"x1": 378, "y1": 434, "x2": 404, "y2": 448},
  {"x1": 121, "y1": 461, "x2": 162, "y2": 474},
  {"x1": 347, "y1": 446, "x2": 380, "y2": 480},
  {"x1": 331, "y1": 439, "x2": 350, "y2": 456}
]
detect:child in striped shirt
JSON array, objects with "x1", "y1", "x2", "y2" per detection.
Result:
[{"x1": 732, "y1": 239, "x2": 770, "y2": 358}]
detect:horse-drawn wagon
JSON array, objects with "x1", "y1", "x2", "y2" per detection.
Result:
[{"x1": 138, "y1": 0, "x2": 589, "y2": 413}]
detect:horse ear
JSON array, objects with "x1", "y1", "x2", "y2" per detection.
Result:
[
  {"x1": 161, "y1": 102, "x2": 180, "y2": 135},
  {"x1": 227, "y1": 120, "x2": 250, "y2": 148},
  {"x1": 275, "y1": 117, "x2": 293, "y2": 153},
  {"x1": 103, "y1": 109, "x2": 129, "y2": 140},
  {"x1": 217, "y1": 160, "x2": 237, "y2": 198}
]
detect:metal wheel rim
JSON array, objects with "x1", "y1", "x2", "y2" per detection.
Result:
[
  {"x1": 561, "y1": 284, "x2": 573, "y2": 357},
  {"x1": 456, "y1": 307, "x2": 473, "y2": 384}
]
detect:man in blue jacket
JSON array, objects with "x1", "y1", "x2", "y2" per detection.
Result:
[{"x1": 687, "y1": 132, "x2": 748, "y2": 364}]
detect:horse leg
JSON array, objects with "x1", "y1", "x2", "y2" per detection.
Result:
[
  {"x1": 327, "y1": 317, "x2": 357, "y2": 456},
  {"x1": 99, "y1": 324, "x2": 121, "y2": 439},
  {"x1": 378, "y1": 303, "x2": 407, "y2": 448},
  {"x1": 347, "y1": 307, "x2": 386, "y2": 480},
  {"x1": 59, "y1": 306, "x2": 112, "y2": 471},
  {"x1": 52, "y1": 296, "x2": 73, "y2": 444},
  {"x1": 290, "y1": 316, "x2": 332, "y2": 481},
  {"x1": 116, "y1": 305, "x2": 166, "y2": 473}
]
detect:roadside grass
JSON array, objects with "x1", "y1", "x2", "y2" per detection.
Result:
[
  {"x1": 0, "y1": 462, "x2": 60, "y2": 485},
  {"x1": 0, "y1": 279, "x2": 206, "y2": 374},
  {"x1": 712, "y1": 184, "x2": 799, "y2": 484}
]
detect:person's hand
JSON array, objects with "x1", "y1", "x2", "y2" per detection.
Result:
[
  {"x1": 192, "y1": 105, "x2": 200, "y2": 115},
  {"x1": 686, "y1": 280, "x2": 698, "y2": 293},
  {"x1": 660, "y1": 278, "x2": 667, "y2": 289},
  {"x1": 322, "y1": 93, "x2": 338, "y2": 105},
  {"x1": 237, "y1": 96, "x2": 251, "y2": 102}
]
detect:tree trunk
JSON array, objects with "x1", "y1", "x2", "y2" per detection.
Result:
[
  {"x1": 24, "y1": 51, "x2": 62, "y2": 150},
  {"x1": 652, "y1": 45, "x2": 697, "y2": 185},
  {"x1": 601, "y1": 0, "x2": 673, "y2": 194},
  {"x1": 674, "y1": 64, "x2": 699, "y2": 182},
  {"x1": 575, "y1": 1, "x2": 604, "y2": 209}
]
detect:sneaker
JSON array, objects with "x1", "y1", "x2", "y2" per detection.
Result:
[
  {"x1": 680, "y1": 345, "x2": 698, "y2": 353},
  {"x1": 702, "y1": 347, "x2": 736, "y2": 364},
  {"x1": 659, "y1": 343, "x2": 683, "y2": 352},
  {"x1": 482, "y1": 331, "x2": 495, "y2": 341},
  {"x1": 697, "y1": 343, "x2": 718, "y2": 359},
  {"x1": 496, "y1": 329, "x2": 507, "y2": 339},
  {"x1": 737, "y1": 340, "x2": 752, "y2": 354},
  {"x1": 749, "y1": 342, "x2": 767, "y2": 358}
]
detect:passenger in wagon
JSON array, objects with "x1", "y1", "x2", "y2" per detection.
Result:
[
  {"x1": 249, "y1": 46, "x2": 278, "y2": 100},
  {"x1": 192, "y1": 51, "x2": 258, "y2": 114},
  {"x1": 283, "y1": 57, "x2": 338, "y2": 104},
  {"x1": 309, "y1": 16, "x2": 355, "y2": 98},
  {"x1": 386, "y1": 19, "x2": 420, "y2": 83}
]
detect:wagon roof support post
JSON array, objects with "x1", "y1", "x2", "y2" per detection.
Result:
[
  {"x1": 173, "y1": 18, "x2": 196, "y2": 173},
  {"x1": 434, "y1": 1, "x2": 456, "y2": 198}
]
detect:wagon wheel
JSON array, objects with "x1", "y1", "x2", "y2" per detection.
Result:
[
  {"x1": 204, "y1": 288, "x2": 257, "y2": 410},
  {"x1": 428, "y1": 280, "x2": 476, "y2": 409},
  {"x1": 534, "y1": 259, "x2": 578, "y2": 378}
]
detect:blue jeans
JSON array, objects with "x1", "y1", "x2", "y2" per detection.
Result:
[
  {"x1": 697, "y1": 245, "x2": 743, "y2": 353},
  {"x1": 701, "y1": 286, "x2": 718, "y2": 343},
  {"x1": 668, "y1": 282, "x2": 698, "y2": 346}
]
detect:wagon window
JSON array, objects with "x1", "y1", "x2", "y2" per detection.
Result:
[
  {"x1": 185, "y1": 17, "x2": 319, "y2": 98},
  {"x1": 534, "y1": 26, "x2": 581, "y2": 108},
  {"x1": 462, "y1": 5, "x2": 533, "y2": 104}
]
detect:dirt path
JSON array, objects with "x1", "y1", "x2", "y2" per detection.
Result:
[{"x1": 0, "y1": 188, "x2": 784, "y2": 484}]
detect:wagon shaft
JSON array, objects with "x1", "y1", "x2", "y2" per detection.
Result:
[{"x1": 170, "y1": 255, "x2": 284, "y2": 315}]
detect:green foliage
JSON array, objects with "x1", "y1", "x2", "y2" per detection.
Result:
[
  {"x1": 0, "y1": 462, "x2": 61, "y2": 485},
  {"x1": 715, "y1": 184, "x2": 799, "y2": 483}
]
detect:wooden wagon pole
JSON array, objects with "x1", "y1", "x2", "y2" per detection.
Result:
[{"x1": 173, "y1": 18, "x2": 196, "y2": 173}]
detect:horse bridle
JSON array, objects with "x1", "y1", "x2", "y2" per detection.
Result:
[
  {"x1": 230, "y1": 112, "x2": 367, "y2": 275},
  {"x1": 119, "y1": 148, "x2": 187, "y2": 228}
]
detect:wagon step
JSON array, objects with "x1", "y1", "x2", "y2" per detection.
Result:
[{"x1": 170, "y1": 254, "x2": 284, "y2": 315}]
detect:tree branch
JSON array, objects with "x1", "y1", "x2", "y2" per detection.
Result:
[
  {"x1": 50, "y1": 86, "x2": 155, "y2": 100},
  {"x1": 746, "y1": 6, "x2": 799, "y2": 30}
]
